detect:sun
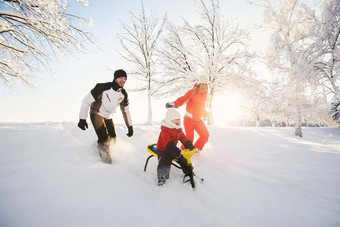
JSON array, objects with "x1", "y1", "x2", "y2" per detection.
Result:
[{"x1": 211, "y1": 91, "x2": 246, "y2": 126}]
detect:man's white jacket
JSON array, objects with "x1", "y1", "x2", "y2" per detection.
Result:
[{"x1": 79, "y1": 81, "x2": 132, "y2": 126}]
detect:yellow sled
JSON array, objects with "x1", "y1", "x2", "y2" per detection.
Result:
[
  {"x1": 144, "y1": 144, "x2": 201, "y2": 190},
  {"x1": 144, "y1": 144, "x2": 197, "y2": 171}
]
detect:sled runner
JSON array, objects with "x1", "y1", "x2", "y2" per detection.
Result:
[{"x1": 144, "y1": 144, "x2": 203, "y2": 190}]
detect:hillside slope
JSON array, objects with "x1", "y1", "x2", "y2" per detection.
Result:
[{"x1": 0, "y1": 122, "x2": 339, "y2": 227}]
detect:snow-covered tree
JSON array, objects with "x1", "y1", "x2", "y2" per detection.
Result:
[
  {"x1": 0, "y1": 0, "x2": 94, "y2": 87},
  {"x1": 313, "y1": 0, "x2": 340, "y2": 97},
  {"x1": 263, "y1": 80, "x2": 288, "y2": 126},
  {"x1": 329, "y1": 95, "x2": 340, "y2": 125},
  {"x1": 117, "y1": 2, "x2": 166, "y2": 123},
  {"x1": 156, "y1": 22, "x2": 198, "y2": 96},
  {"x1": 252, "y1": 0, "x2": 318, "y2": 137},
  {"x1": 241, "y1": 77, "x2": 269, "y2": 127},
  {"x1": 159, "y1": 0, "x2": 252, "y2": 125},
  {"x1": 237, "y1": 76, "x2": 291, "y2": 127},
  {"x1": 299, "y1": 87, "x2": 331, "y2": 126}
]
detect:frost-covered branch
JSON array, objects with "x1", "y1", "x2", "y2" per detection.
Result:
[
  {"x1": 312, "y1": 0, "x2": 340, "y2": 97},
  {"x1": 0, "y1": 0, "x2": 95, "y2": 87}
]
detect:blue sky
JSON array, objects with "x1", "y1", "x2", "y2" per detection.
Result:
[{"x1": 0, "y1": 0, "x2": 265, "y2": 124}]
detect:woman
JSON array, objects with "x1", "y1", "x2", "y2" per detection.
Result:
[{"x1": 166, "y1": 75, "x2": 209, "y2": 151}]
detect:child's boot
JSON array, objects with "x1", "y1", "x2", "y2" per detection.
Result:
[{"x1": 158, "y1": 178, "x2": 166, "y2": 186}]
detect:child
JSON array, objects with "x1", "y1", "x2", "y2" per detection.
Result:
[{"x1": 156, "y1": 108, "x2": 194, "y2": 186}]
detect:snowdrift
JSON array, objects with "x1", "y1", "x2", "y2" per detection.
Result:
[{"x1": 0, "y1": 122, "x2": 339, "y2": 227}]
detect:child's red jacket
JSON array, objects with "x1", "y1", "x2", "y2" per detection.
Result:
[
  {"x1": 157, "y1": 126, "x2": 189, "y2": 152},
  {"x1": 173, "y1": 87, "x2": 207, "y2": 121}
]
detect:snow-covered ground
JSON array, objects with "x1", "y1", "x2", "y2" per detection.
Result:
[{"x1": 0, "y1": 122, "x2": 339, "y2": 227}]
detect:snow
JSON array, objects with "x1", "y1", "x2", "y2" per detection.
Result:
[{"x1": 0, "y1": 122, "x2": 339, "y2": 227}]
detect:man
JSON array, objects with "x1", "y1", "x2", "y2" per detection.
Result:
[{"x1": 78, "y1": 69, "x2": 133, "y2": 164}]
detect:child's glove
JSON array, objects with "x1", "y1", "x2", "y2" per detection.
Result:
[
  {"x1": 184, "y1": 140, "x2": 195, "y2": 150},
  {"x1": 166, "y1": 141, "x2": 181, "y2": 158}
]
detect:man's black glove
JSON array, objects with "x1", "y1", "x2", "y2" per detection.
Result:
[
  {"x1": 184, "y1": 140, "x2": 195, "y2": 150},
  {"x1": 127, "y1": 126, "x2": 133, "y2": 137},
  {"x1": 78, "y1": 119, "x2": 88, "y2": 130},
  {"x1": 165, "y1": 102, "x2": 174, "y2": 108}
]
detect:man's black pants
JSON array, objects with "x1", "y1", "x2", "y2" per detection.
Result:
[{"x1": 90, "y1": 114, "x2": 116, "y2": 147}]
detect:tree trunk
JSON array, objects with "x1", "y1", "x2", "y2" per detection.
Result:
[
  {"x1": 207, "y1": 94, "x2": 214, "y2": 125},
  {"x1": 294, "y1": 103, "x2": 302, "y2": 137},
  {"x1": 207, "y1": 110, "x2": 214, "y2": 125},
  {"x1": 256, "y1": 116, "x2": 260, "y2": 127},
  {"x1": 272, "y1": 121, "x2": 276, "y2": 127},
  {"x1": 147, "y1": 90, "x2": 152, "y2": 124},
  {"x1": 294, "y1": 77, "x2": 303, "y2": 137}
]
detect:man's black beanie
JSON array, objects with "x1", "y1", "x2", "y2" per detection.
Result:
[{"x1": 113, "y1": 69, "x2": 127, "y2": 80}]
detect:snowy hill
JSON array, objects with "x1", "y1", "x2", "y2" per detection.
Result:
[{"x1": 0, "y1": 122, "x2": 339, "y2": 227}]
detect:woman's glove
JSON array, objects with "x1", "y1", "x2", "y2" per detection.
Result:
[{"x1": 165, "y1": 102, "x2": 174, "y2": 108}]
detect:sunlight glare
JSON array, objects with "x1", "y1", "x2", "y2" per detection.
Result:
[{"x1": 212, "y1": 91, "x2": 246, "y2": 127}]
